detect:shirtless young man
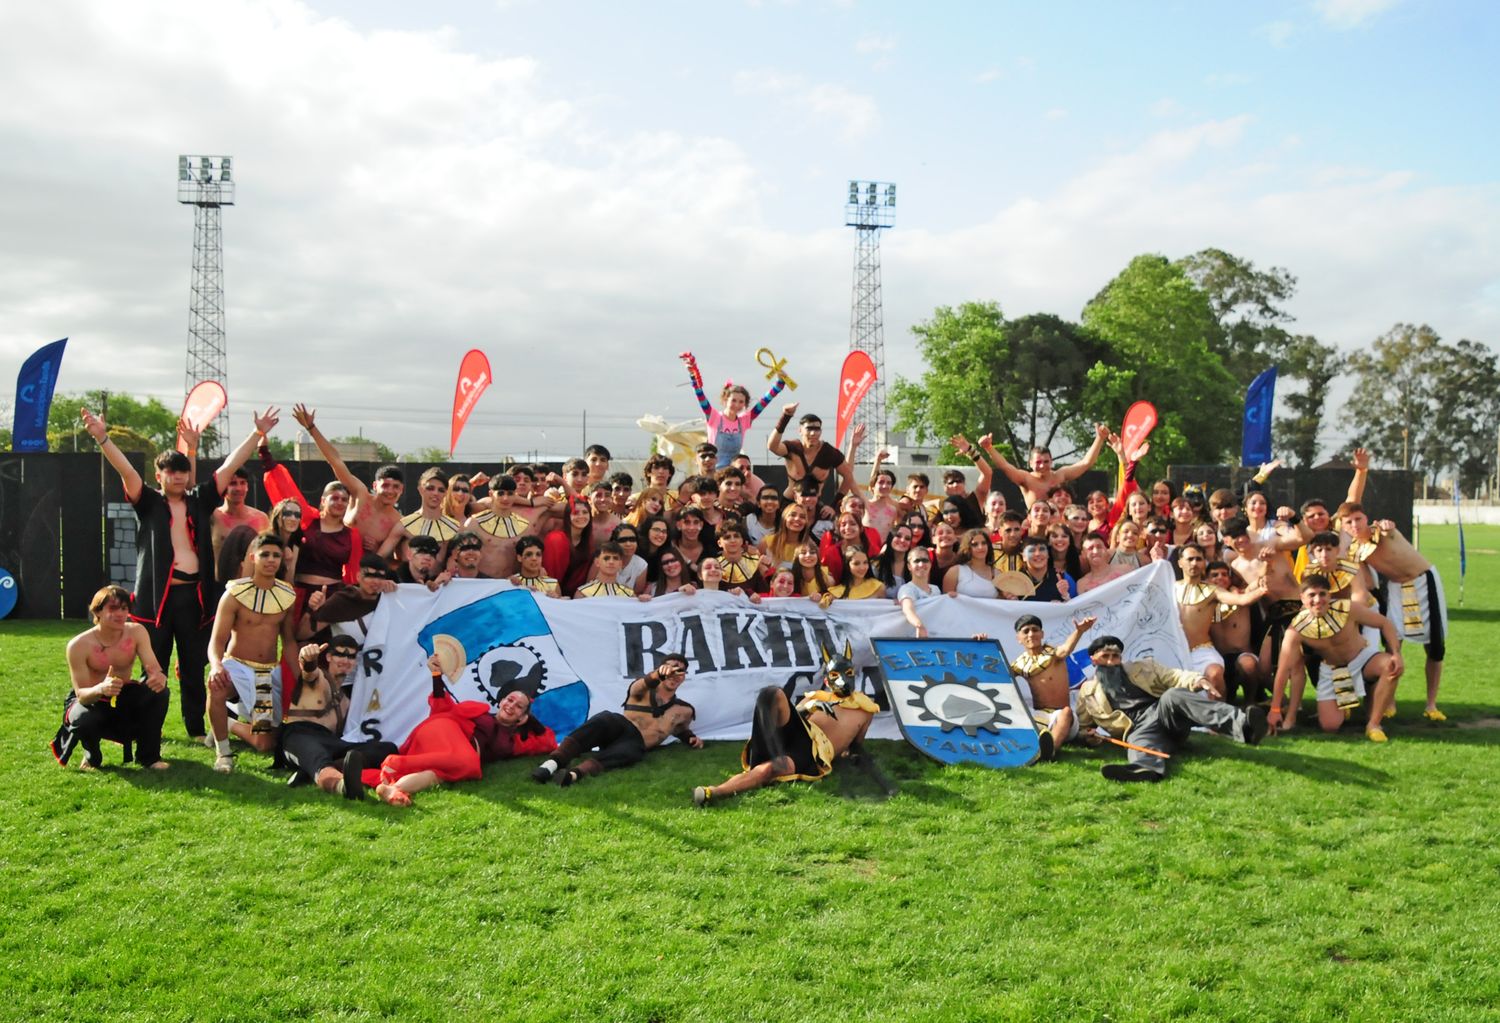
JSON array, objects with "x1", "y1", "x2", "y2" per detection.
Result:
[
  {"x1": 509, "y1": 536, "x2": 561, "y2": 597},
  {"x1": 81, "y1": 404, "x2": 277, "y2": 741},
  {"x1": 1339, "y1": 503, "x2": 1448, "y2": 720},
  {"x1": 380, "y1": 467, "x2": 462, "y2": 559},
  {"x1": 464, "y1": 476, "x2": 535, "y2": 579},
  {"x1": 1206, "y1": 560, "x2": 1262, "y2": 704},
  {"x1": 1174, "y1": 544, "x2": 1265, "y2": 700},
  {"x1": 862, "y1": 453, "x2": 903, "y2": 540},
  {"x1": 1222, "y1": 515, "x2": 1304, "y2": 678},
  {"x1": 1008, "y1": 614, "x2": 1097, "y2": 760},
  {"x1": 587, "y1": 482, "x2": 622, "y2": 548},
  {"x1": 56, "y1": 586, "x2": 171, "y2": 770},
  {"x1": 531, "y1": 654, "x2": 702, "y2": 787},
  {"x1": 766, "y1": 403, "x2": 861, "y2": 500},
  {"x1": 979, "y1": 424, "x2": 1110, "y2": 508},
  {"x1": 1076, "y1": 535, "x2": 1131, "y2": 593},
  {"x1": 292, "y1": 404, "x2": 405, "y2": 556},
  {"x1": 210, "y1": 469, "x2": 270, "y2": 567},
  {"x1": 1300, "y1": 531, "x2": 1373, "y2": 607},
  {"x1": 206, "y1": 534, "x2": 299, "y2": 773},
  {"x1": 693, "y1": 643, "x2": 881, "y2": 806},
  {"x1": 1269, "y1": 574, "x2": 1404, "y2": 742}
]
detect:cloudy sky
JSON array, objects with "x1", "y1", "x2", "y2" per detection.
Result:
[{"x1": 2, "y1": 0, "x2": 1495, "y2": 461}]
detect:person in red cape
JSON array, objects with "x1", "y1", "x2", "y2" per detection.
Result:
[{"x1": 357, "y1": 653, "x2": 556, "y2": 807}]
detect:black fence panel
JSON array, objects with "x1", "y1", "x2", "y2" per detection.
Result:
[{"x1": 1168, "y1": 465, "x2": 1414, "y2": 537}]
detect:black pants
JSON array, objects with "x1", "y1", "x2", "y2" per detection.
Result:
[
  {"x1": 72, "y1": 684, "x2": 170, "y2": 767},
  {"x1": 144, "y1": 585, "x2": 211, "y2": 737},
  {"x1": 281, "y1": 722, "x2": 397, "y2": 781},
  {"x1": 552, "y1": 712, "x2": 647, "y2": 772}
]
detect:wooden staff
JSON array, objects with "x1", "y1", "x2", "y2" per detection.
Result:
[{"x1": 1104, "y1": 736, "x2": 1171, "y2": 759}]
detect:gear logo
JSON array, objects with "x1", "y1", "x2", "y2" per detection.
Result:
[
  {"x1": 904, "y1": 671, "x2": 1013, "y2": 736},
  {"x1": 872, "y1": 638, "x2": 1041, "y2": 769}
]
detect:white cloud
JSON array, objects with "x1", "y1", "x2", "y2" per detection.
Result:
[
  {"x1": 1261, "y1": 20, "x2": 1296, "y2": 46},
  {"x1": 972, "y1": 67, "x2": 1003, "y2": 85},
  {"x1": 1315, "y1": 0, "x2": 1400, "y2": 29},
  {"x1": 854, "y1": 34, "x2": 896, "y2": 54},
  {"x1": 0, "y1": 2, "x2": 1492, "y2": 462},
  {"x1": 733, "y1": 69, "x2": 879, "y2": 140},
  {"x1": 1043, "y1": 108, "x2": 1068, "y2": 122},
  {"x1": 1150, "y1": 98, "x2": 1184, "y2": 118}
]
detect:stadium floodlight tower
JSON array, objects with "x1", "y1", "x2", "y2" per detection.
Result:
[
  {"x1": 845, "y1": 180, "x2": 896, "y2": 450},
  {"x1": 177, "y1": 154, "x2": 235, "y2": 456}
]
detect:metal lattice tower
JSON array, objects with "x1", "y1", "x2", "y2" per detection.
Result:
[
  {"x1": 845, "y1": 180, "x2": 896, "y2": 448},
  {"x1": 178, "y1": 155, "x2": 235, "y2": 456}
]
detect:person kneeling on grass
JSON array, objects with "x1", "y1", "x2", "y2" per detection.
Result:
[
  {"x1": 532, "y1": 653, "x2": 702, "y2": 787},
  {"x1": 1075, "y1": 634, "x2": 1270, "y2": 783},
  {"x1": 361, "y1": 653, "x2": 557, "y2": 807},
  {"x1": 281, "y1": 635, "x2": 398, "y2": 799},
  {"x1": 692, "y1": 641, "x2": 881, "y2": 806},
  {"x1": 52, "y1": 585, "x2": 171, "y2": 771}
]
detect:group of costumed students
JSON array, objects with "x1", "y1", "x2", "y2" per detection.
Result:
[{"x1": 52, "y1": 352, "x2": 1449, "y2": 801}]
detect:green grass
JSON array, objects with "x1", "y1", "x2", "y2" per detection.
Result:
[{"x1": 2, "y1": 525, "x2": 1497, "y2": 1022}]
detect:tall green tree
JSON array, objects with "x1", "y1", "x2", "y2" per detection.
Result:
[
  {"x1": 1176, "y1": 247, "x2": 1297, "y2": 387},
  {"x1": 1273, "y1": 334, "x2": 1344, "y2": 467},
  {"x1": 1342, "y1": 324, "x2": 1445, "y2": 481},
  {"x1": 889, "y1": 303, "x2": 1103, "y2": 461},
  {"x1": 1079, "y1": 254, "x2": 1240, "y2": 476},
  {"x1": 1430, "y1": 339, "x2": 1500, "y2": 494}
]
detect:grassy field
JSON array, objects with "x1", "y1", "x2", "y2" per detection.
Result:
[{"x1": 2, "y1": 525, "x2": 1497, "y2": 1022}]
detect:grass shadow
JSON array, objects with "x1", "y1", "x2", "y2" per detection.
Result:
[
  {"x1": 1448, "y1": 607, "x2": 1500, "y2": 623},
  {"x1": 1196, "y1": 741, "x2": 1395, "y2": 786}
]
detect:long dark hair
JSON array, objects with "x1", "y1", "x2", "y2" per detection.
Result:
[{"x1": 645, "y1": 546, "x2": 699, "y2": 596}]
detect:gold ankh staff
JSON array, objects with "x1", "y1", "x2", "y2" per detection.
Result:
[{"x1": 755, "y1": 347, "x2": 797, "y2": 390}]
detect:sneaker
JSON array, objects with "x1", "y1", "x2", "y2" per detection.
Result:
[
  {"x1": 1036, "y1": 731, "x2": 1057, "y2": 762},
  {"x1": 1423, "y1": 708, "x2": 1447, "y2": 722},
  {"x1": 1243, "y1": 705, "x2": 1270, "y2": 746},
  {"x1": 557, "y1": 768, "x2": 579, "y2": 788},
  {"x1": 530, "y1": 763, "x2": 555, "y2": 784},
  {"x1": 1366, "y1": 727, "x2": 1389, "y2": 743},
  {"x1": 693, "y1": 785, "x2": 712, "y2": 807},
  {"x1": 1101, "y1": 763, "x2": 1163, "y2": 783},
  {"x1": 286, "y1": 771, "x2": 311, "y2": 788},
  {"x1": 213, "y1": 752, "x2": 236, "y2": 774},
  {"x1": 341, "y1": 750, "x2": 366, "y2": 801}
]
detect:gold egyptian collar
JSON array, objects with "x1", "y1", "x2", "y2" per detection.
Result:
[
  {"x1": 228, "y1": 577, "x2": 297, "y2": 615},
  {"x1": 1176, "y1": 580, "x2": 1216, "y2": 606},
  {"x1": 1009, "y1": 646, "x2": 1058, "y2": 679},
  {"x1": 474, "y1": 512, "x2": 528, "y2": 538},
  {"x1": 1347, "y1": 527, "x2": 1383, "y2": 564},
  {"x1": 1292, "y1": 600, "x2": 1350, "y2": 640}
]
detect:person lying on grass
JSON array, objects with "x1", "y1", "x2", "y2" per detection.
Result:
[
  {"x1": 693, "y1": 641, "x2": 881, "y2": 806},
  {"x1": 1075, "y1": 635, "x2": 1271, "y2": 783},
  {"x1": 359, "y1": 652, "x2": 556, "y2": 807},
  {"x1": 532, "y1": 653, "x2": 702, "y2": 787}
]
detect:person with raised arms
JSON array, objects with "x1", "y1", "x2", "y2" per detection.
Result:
[
  {"x1": 680, "y1": 351, "x2": 788, "y2": 469},
  {"x1": 80, "y1": 404, "x2": 278, "y2": 743},
  {"x1": 1339, "y1": 502, "x2": 1448, "y2": 721},
  {"x1": 767, "y1": 402, "x2": 862, "y2": 501},
  {"x1": 290, "y1": 404, "x2": 405, "y2": 556},
  {"x1": 1174, "y1": 544, "x2": 1266, "y2": 700},
  {"x1": 979, "y1": 425, "x2": 1111, "y2": 509}
]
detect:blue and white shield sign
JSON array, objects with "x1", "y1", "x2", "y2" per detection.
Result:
[{"x1": 871, "y1": 637, "x2": 1040, "y2": 768}]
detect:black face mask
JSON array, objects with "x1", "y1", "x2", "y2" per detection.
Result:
[
  {"x1": 1094, "y1": 662, "x2": 1153, "y2": 718},
  {"x1": 820, "y1": 641, "x2": 858, "y2": 698}
]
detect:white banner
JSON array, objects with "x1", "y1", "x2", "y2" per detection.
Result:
[{"x1": 341, "y1": 562, "x2": 1187, "y2": 747}]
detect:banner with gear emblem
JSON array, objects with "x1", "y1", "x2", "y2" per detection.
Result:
[{"x1": 342, "y1": 564, "x2": 1187, "y2": 748}]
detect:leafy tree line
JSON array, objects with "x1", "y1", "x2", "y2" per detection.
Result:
[{"x1": 891, "y1": 247, "x2": 1499, "y2": 492}]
